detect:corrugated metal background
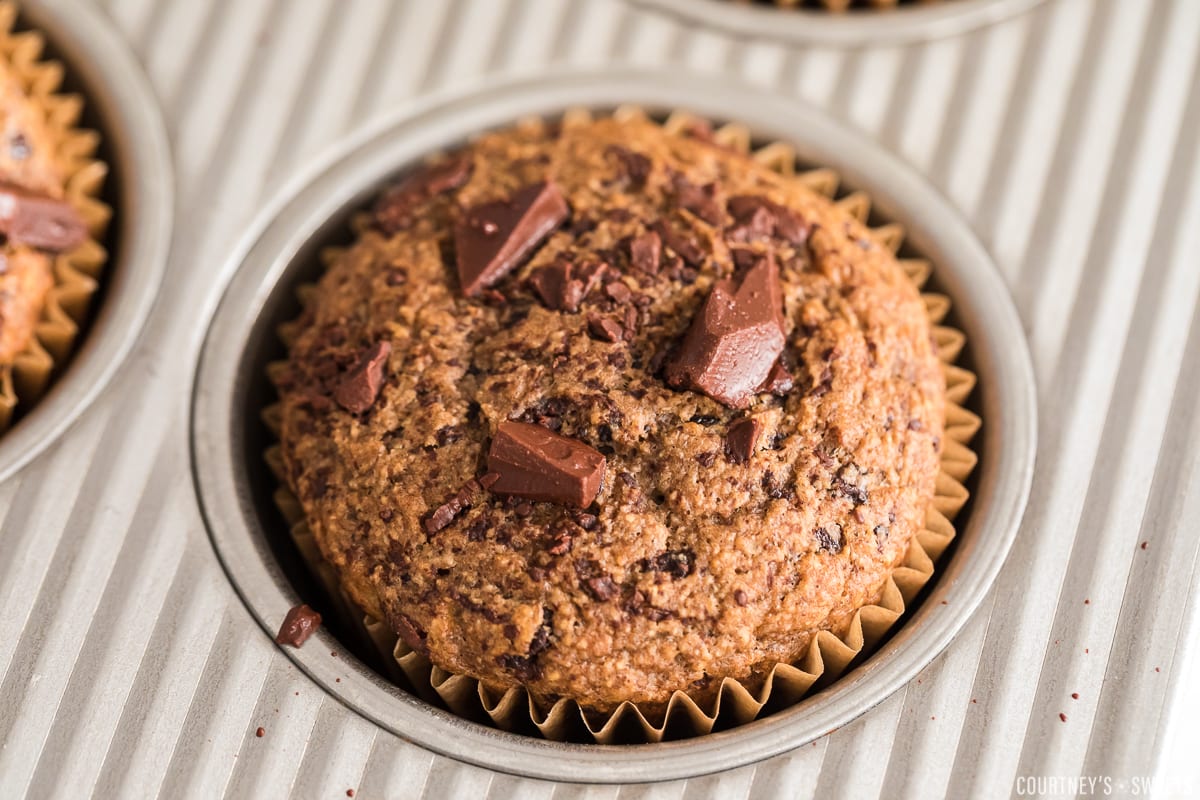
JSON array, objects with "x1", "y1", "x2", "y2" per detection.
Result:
[{"x1": 1, "y1": 0, "x2": 1198, "y2": 796}]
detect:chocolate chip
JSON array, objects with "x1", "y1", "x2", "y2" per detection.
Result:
[
  {"x1": 695, "y1": 451, "x2": 717, "y2": 467},
  {"x1": 758, "y1": 359, "x2": 795, "y2": 396},
  {"x1": 487, "y1": 421, "x2": 605, "y2": 508},
  {"x1": 587, "y1": 314, "x2": 624, "y2": 343},
  {"x1": 604, "y1": 281, "x2": 632, "y2": 303},
  {"x1": 672, "y1": 175, "x2": 723, "y2": 226},
  {"x1": 815, "y1": 525, "x2": 844, "y2": 554},
  {"x1": 275, "y1": 604, "x2": 322, "y2": 647},
  {"x1": 375, "y1": 154, "x2": 473, "y2": 234},
  {"x1": 726, "y1": 195, "x2": 809, "y2": 246},
  {"x1": 643, "y1": 606, "x2": 673, "y2": 622},
  {"x1": 690, "y1": 414, "x2": 720, "y2": 426},
  {"x1": 607, "y1": 145, "x2": 651, "y2": 187},
  {"x1": 653, "y1": 219, "x2": 706, "y2": 267},
  {"x1": 333, "y1": 341, "x2": 391, "y2": 414},
  {"x1": 725, "y1": 418, "x2": 762, "y2": 464},
  {"x1": 529, "y1": 611, "x2": 554, "y2": 655},
  {"x1": 423, "y1": 499, "x2": 463, "y2": 534},
  {"x1": 496, "y1": 653, "x2": 540, "y2": 682},
  {"x1": 435, "y1": 425, "x2": 464, "y2": 446},
  {"x1": 585, "y1": 575, "x2": 618, "y2": 601},
  {"x1": 627, "y1": 231, "x2": 662, "y2": 274},
  {"x1": 644, "y1": 549, "x2": 695, "y2": 579},
  {"x1": 734, "y1": 589, "x2": 749, "y2": 606},
  {"x1": 455, "y1": 181, "x2": 569, "y2": 297},
  {"x1": 0, "y1": 182, "x2": 87, "y2": 252},
  {"x1": 664, "y1": 253, "x2": 786, "y2": 408}
]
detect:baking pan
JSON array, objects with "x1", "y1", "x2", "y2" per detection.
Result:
[
  {"x1": 629, "y1": 0, "x2": 1047, "y2": 46},
  {"x1": 0, "y1": 0, "x2": 173, "y2": 482},
  {"x1": 190, "y1": 69, "x2": 1036, "y2": 784}
]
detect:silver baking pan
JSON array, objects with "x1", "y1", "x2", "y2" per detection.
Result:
[
  {"x1": 629, "y1": 0, "x2": 1047, "y2": 46},
  {"x1": 0, "y1": 0, "x2": 173, "y2": 483},
  {"x1": 190, "y1": 69, "x2": 1036, "y2": 784}
]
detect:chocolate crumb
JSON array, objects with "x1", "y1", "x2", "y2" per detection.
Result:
[{"x1": 275, "y1": 604, "x2": 322, "y2": 648}]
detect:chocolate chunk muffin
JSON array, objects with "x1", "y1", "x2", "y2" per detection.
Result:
[
  {"x1": 0, "y1": 1, "x2": 108, "y2": 433},
  {"x1": 273, "y1": 114, "x2": 947, "y2": 712}
]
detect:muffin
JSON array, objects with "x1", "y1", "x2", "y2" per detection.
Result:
[
  {"x1": 0, "y1": 1, "x2": 109, "y2": 433},
  {"x1": 271, "y1": 111, "x2": 966, "y2": 722}
]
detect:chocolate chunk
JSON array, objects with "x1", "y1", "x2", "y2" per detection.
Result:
[
  {"x1": 664, "y1": 254, "x2": 786, "y2": 408},
  {"x1": 529, "y1": 259, "x2": 586, "y2": 312},
  {"x1": 607, "y1": 145, "x2": 651, "y2": 187},
  {"x1": 672, "y1": 175, "x2": 723, "y2": 226},
  {"x1": 734, "y1": 589, "x2": 749, "y2": 606},
  {"x1": 725, "y1": 418, "x2": 762, "y2": 464},
  {"x1": 815, "y1": 525, "x2": 844, "y2": 554},
  {"x1": 584, "y1": 575, "x2": 618, "y2": 601},
  {"x1": 374, "y1": 154, "x2": 473, "y2": 234},
  {"x1": 695, "y1": 451, "x2": 717, "y2": 467},
  {"x1": 604, "y1": 281, "x2": 632, "y2": 304},
  {"x1": 275, "y1": 604, "x2": 322, "y2": 648},
  {"x1": 0, "y1": 182, "x2": 87, "y2": 252},
  {"x1": 644, "y1": 549, "x2": 695, "y2": 579},
  {"x1": 333, "y1": 341, "x2": 391, "y2": 414},
  {"x1": 497, "y1": 653, "x2": 540, "y2": 682},
  {"x1": 455, "y1": 181, "x2": 569, "y2": 297},
  {"x1": 395, "y1": 614, "x2": 429, "y2": 655},
  {"x1": 587, "y1": 314, "x2": 624, "y2": 343},
  {"x1": 758, "y1": 359, "x2": 795, "y2": 395},
  {"x1": 726, "y1": 195, "x2": 809, "y2": 246},
  {"x1": 487, "y1": 421, "x2": 605, "y2": 508},
  {"x1": 423, "y1": 500, "x2": 462, "y2": 534},
  {"x1": 479, "y1": 472, "x2": 501, "y2": 490},
  {"x1": 627, "y1": 231, "x2": 662, "y2": 274},
  {"x1": 653, "y1": 219, "x2": 706, "y2": 267}
]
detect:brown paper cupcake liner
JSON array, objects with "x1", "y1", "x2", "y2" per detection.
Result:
[
  {"x1": 0, "y1": 0, "x2": 112, "y2": 433},
  {"x1": 263, "y1": 107, "x2": 980, "y2": 744}
]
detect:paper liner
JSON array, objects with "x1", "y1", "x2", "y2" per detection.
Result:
[
  {"x1": 264, "y1": 107, "x2": 980, "y2": 744},
  {"x1": 0, "y1": 1, "x2": 111, "y2": 433}
]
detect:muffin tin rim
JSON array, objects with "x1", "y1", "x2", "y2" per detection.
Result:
[
  {"x1": 189, "y1": 68, "x2": 1036, "y2": 784},
  {"x1": 0, "y1": 0, "x2": 174, "y2": 483},
  {"x1": 626, "y1": 0, "x2": 1048, "y2": 47}
]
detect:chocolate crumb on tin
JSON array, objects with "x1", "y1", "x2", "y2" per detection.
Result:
[{"x1": 275, "y1": 604, "x2": 322, "y2": 648}]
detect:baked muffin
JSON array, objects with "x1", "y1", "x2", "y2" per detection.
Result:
[
  {"x1": 273, "y1": 115, "x2": 947, "y2": 712},
  {"x1": 0, "y1": 1, "x2": 107, "y2": 433}
]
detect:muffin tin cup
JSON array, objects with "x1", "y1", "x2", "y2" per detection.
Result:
[
  {"x1": 628, "y1": 0, "x2": 1047, "y2": 47},
  {"x1": 0, "y1": 0, "x2": 173, "y2": 483},
  {"x1": 191, "y1": 69, "x2": 1035, "y2": 783}
]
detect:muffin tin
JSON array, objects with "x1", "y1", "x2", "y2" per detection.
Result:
[
  {"x1": 629, "y1": 0, "x2": 1047, "y2": 46},
  {"x1": 0, "y1": 0, "x2": 172, "y2": 482},
  {"x1": 190, "y1": 70, "x2": 1035, "y2": 783}
]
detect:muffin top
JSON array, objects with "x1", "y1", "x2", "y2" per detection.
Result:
[
  {"x1": 274, "y1": 115, "x2": 946, "y2": 711},
  {"x1": 0, "y1": 57, "x2": 87, "y2": 365}
]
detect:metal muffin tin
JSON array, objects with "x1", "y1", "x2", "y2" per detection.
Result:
[
  {"x1": 191, "y1": 70, "x2": 1036, "y2": 784},
  {"x1": 630, "y1": 0, "x2": 1046, "y2": 46},
  {"x1": 0, "y1": 0, "x2": 173, "y2": 483}
]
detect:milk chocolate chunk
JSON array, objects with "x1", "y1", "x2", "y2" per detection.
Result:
[
  {"x1": 275, "y1": 604, "x2": 322, "y2": 648},
  {"x1": 725, "y1": 418, "x2": 763, "y2": 464},
  {"x1": 759, "y1": 359, "x2": 795, "y2": 395},
  {"x1": 0, "y1": 182, "x2": 87, "y2": 252},
  {"x1": 374, "y1": 154, "x2": 473, "y2": 234},
  {"x1": 487, "y1": 421, "x2": 605, "y2": 508},
  {"x1": 587, "y1": 314, "x2": 624, "y2": 343},
  {"x1": 727, "y1": 195, "x2": 809, "y2": 246},
  {"x1": 628, "y1": 230, "x2": 661, "y2": 274},
  {"x1": 455, "y1": 181, "x2": 569, "y2": 297},
  {"x1": 530, "y1": 259, "x2": 584, "y2": 312},
  {"x1": 664, "y1": 254, "x2": 785, "y2": 408},
  {"x1": 333, "y1": 341, "x2": 391, "y2": 414}
]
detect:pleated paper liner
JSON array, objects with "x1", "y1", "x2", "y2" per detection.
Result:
[
  {"x1": 262, "y1": 107, "x2": 981, "y2": 744},
  {"x1": 0, "y1": 0, "x2": 112, "y2": 433}
]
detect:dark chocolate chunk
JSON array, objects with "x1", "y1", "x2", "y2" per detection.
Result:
[
  {"x1": 455, "y1": 181, "x2": 569, "y2": 297},
  {"x1": 725, "y1": 417, "x2": 762, "y2": 464},
  {"x1": 758, "y1": 359, "x2": 795, "y2": 395},
  {"x1": 496, "y1": 653, "x2": 540, "y2": 682},
  {"x1": 374, "y1": 154, "x2": 473, "y2": 234},
  {"x1": 333, "y1": 341, "x2": 391, "y2": 414},
  {"x1": 644, "y1": 549, "x2": 695, "y2": 579},
  {"x1": 587, "y1": 314, "x2": 624, "y2": 343},
  {"x1": 607, "y1": 145, "x2": 651, "y2": 187},
  {"x1": 815, "y1": 525, "x2": 844, "y2": 554},
  {"x1": 395, "y1": 614, "x2": 429, "y2": 655},
  {"x1": 0, "y1": 182, "x2": 87, "y2": 252},
  {"x1": 275, "y1": 604, "x2": 322, "y2": 648},
  {"x1": 653, "y1": 219, "x2": 706, "y2": 267},
  {"x1": 487, "y1": 421, "x2": 605, "y2": 508},
  {"x1": 584, "y1": 575, "x2": 618, "y2": 601},
  {"x1": 664, "y1": 254, "x2": 785, "y2": 408},
  {"x1": 628, "y1": 230, "x2": 662, "y2": 274}
]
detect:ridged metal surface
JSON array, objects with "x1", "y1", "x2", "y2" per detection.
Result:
[{"x1": 2, "y1": 0, "x2": 1198, "y2": 797}]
